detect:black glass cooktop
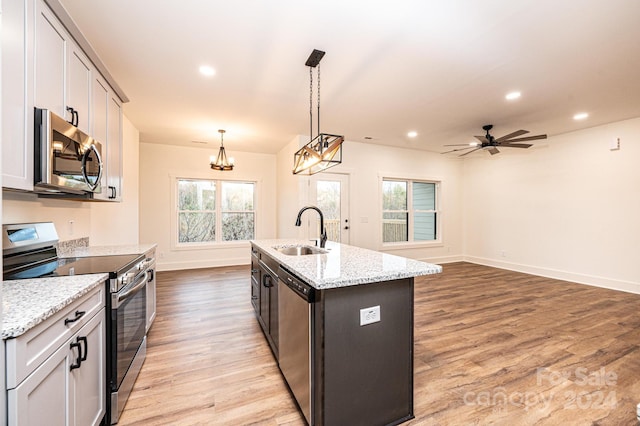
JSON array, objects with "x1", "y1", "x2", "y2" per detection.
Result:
[{"x1": 4, "y1": 254, "x2": 142, "y2": 280}]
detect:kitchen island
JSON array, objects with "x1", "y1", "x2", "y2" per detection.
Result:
[{"x1": 250, "y1": 240, "x2": 441, "y2": 426}]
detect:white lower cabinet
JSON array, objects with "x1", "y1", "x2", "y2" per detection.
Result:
[
  {"x1": 7, "y1": 306, "x2": 106, "y2": 425},
  {"x1": 145, "y1": 247, "x2": 157, "y2": 332}
]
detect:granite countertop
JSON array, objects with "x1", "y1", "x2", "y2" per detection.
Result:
[
  {"x1": 2, "y1": 274, "x2": 108, "y2": 339},
  {"x1": 251, "y1": 239, "x2": 442, "y2": 290},
  {"x1": 60, "y1": 243, "x2": 157, "y2": 258}
]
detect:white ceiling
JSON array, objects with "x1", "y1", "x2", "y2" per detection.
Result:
[{"x1": 59, "y1": 0, "x2": 640, "y2": 155}]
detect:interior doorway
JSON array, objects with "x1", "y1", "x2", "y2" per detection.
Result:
[{"x1": 309, "y1": 173, "x2": 350, "y2": 244}]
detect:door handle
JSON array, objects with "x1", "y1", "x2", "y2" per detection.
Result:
[
  {"x1": 77, "y1": 336, "x2": 88, "y2": 362},
  {"x1": 70, "y1": 340, "x2": 82, "y2": 370},
  {"x1": 64, "y1": 310, "x2": 86, "y2": 325},
  {"x1": 66, "y1": 106, "x2": 78, "y2": 126},
  {"x1": 263, "y1": 274, "x2": 274, "y2": 288}
]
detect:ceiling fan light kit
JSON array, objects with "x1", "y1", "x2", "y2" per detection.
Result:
[
  {"x1": 292, "y1": 49, "x2": 344, "y2": 175},
  {"x1": 442, "y1": 124, "x2": 547, "y2": 156}
]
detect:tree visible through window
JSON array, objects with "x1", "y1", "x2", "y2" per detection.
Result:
[
  {"x1": 382, "y1": 179, "x2": 438, "y2": 243},
  {"x1": 177, "y1": 179, "x2": 255, "y2": 244}
]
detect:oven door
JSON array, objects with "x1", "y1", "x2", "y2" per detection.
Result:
[{"x1": 111, "y1": 270, "x2": 147, "y2": 389}]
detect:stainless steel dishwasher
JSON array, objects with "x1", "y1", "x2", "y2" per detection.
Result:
[{"x1": 278, "y1": 267, "x2": 315, "y2": 424}]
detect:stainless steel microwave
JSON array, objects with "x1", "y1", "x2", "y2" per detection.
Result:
[{"x1": 34, "y1": 108, "x2": 104, "y2": 195}]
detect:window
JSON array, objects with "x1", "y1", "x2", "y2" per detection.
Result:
[
  {"x1": 177, "y1": 178, "x2": 255, "y2": 244},
  {"x1": 382, "y1": 178, "x2": 438, "y2": 243}
]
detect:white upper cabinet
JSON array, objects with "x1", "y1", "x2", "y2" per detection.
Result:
[
  {"x1": 2, "y1": 0, "x2": 126, "y2": 199},
  {"x1": 91, "y1": 76, "x2": 109, "y2": 144},
  {"x1": 67, "y1": 46, "x2": 92, "y2": 133},
  {"x1": 34, "y1": 0, "x2": 67, "y2": 117},
  {"x1": 2, "y1": 0, "x2": 35, "y2": 191},
  {"x1": 92, "y1": 74, "x2": 122, "y2": 201},
  {"x1": 107, "y1": 94, "x2": 123, "y2": 200}
]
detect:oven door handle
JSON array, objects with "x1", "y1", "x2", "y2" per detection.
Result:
[{"x1": 114, "y1": 271, "x2": 149, "y2": 307}]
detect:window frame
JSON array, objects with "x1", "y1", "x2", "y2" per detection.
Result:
[
  {"x1": 379, "y1": 174, "x2": 442, "y2": 250},
  {"x1": 171, "y1": 176, "x2": 257, "y2": 250}
]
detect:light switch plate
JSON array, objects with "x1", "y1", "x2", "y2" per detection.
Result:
[{"x1": 360, "y1": 305, "x2": 381, "y2": 326}]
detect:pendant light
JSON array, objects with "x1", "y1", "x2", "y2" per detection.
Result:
[
  {"x1": 210, "y1": 129, "x2": 234, "y2": 171},
  {"x1": 292, "y1": 49, "x2": 344, "y2": 175}
]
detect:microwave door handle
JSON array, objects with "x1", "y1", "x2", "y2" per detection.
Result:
[{"x1": 81, "y1": 145, "x2": 103, "y2": 191}]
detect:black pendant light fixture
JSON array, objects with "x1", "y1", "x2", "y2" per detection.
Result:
[
  {"x1": 292, "y1": 49, "x2": 344, "y2": 175},
  {"x1": 210, "y1": 129, "x2": 234, "y2": 171}
]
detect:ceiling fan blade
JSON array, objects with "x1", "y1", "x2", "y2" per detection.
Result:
[
  {"x1": 459, "y1": 147, "x2": 483, "y2": 157},
  {"x1": 494, "y1": 129, "x2": 528, "y2": 142},
  {"x1": 441, "y1": 146, "x2": 475, "y2": 154},
  {"x1": 504, "y1": 134, "x2": 547, "y2": 143},
  {"x1": 443, "y1": 144, "x2": 476, "y2": 147},
  {"x1": 474, "y1": 136, "x2": 489, "y2": 144},
  {"x1": 499, "y1": 143, "x2": 532, "y2": 148},
  {"x1": 488, "y1": 147, "x2": 500, "y2": 155}
]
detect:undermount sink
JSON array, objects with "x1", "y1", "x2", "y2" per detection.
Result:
[{"x1": 274, "y1": 245, "x2": 328, "y2": 256}]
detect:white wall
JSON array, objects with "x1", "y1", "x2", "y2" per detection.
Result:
[
  {"x1": 138, "y1": 142, "x2": 277, "y2": 271},
  {"x1": 90, "y1": 116, "x2": 140, "y2": 244},
  {"x1": 276, "y1": 137, "x2": 465, "y2": 264},
  {"x1": 276, "y1": 135, "x2": 309, "y2": 238},
  {"x1": 2, "y1": 116, "x2": 140, "y2": 244},
  {"x1": 463, "y1": 117, "x2": 640, "y2": 293}
]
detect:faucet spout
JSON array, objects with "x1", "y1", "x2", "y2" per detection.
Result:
[{"x1": 295, "y1": 206, "x2": 327, "y2": 248}]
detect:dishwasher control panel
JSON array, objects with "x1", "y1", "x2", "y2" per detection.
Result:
[{"x1": 278, "y1": 267, "x2": 315, "y2": 302}]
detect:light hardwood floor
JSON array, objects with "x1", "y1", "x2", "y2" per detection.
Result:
[{"x1": 118, "y1": 263, "x2": 640, "y2": 425}]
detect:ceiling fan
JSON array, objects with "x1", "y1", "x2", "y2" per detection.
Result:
[{"x1": 442, "y1": 124, "x2": 547, "y2": 156}]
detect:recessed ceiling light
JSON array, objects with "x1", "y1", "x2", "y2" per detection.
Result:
[
  {"x1": 199, "y1": 65, "x2": 216, "y2": 77},
  {"x1": 407, "y1": 131, "x2": 418, "y2": 138},
  {"x1": 505, "y1": 91, "x2": 521, "y2": 100},
  {"x1": 573, "y1": 112, "x2": 589, "y2": 120}
]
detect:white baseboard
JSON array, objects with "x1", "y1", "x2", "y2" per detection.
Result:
[
  {"x1": 464, "y1": 256, "x2": 640, "y2": 295},
  {"x1": 157, "y1": 257, "x2": 249, "y2": 272},
  {"x1": 420, "y1": 254, "x2": 465, "y2": 264}
]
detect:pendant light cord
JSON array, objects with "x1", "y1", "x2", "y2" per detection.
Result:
[
  {"x1": 317, "y1": 64, "x2": 321, "y2": 140},
  {"x1": 309, "y1": 67, "x2": 313, "y2": 141}
]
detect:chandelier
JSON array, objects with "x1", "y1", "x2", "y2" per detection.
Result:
[
  {"x1": 292, "y1": 49, "x2": 344, "y2": 175},
  {"x1": 210, "y1": 129, "x2": 234, "y2": 171}
]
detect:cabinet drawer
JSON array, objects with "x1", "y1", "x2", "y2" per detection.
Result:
[
  {"x1": 251, "y1": 257, "x2": 260, "y2": 285},
  {"x1": 5, "y1": 284, "x2": 106, "y2": 389}
]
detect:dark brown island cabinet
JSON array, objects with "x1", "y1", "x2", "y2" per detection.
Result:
[{"x1": 250, "y1": 241, "x2": 440, "y2": 426}]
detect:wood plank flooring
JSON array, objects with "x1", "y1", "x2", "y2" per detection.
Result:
[{"x1": 117, "y1": 263, "x2": 640, "y2": 425}]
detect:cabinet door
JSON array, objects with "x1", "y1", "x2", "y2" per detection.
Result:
[
  {"x1": 8, "y1": 336, "x2": 72, "y2": 426},
  {"x1": 91, "y1": 76, "x2": 110, "y2": 199},
  {"x1": 67, "y1": 46, "x2": 92, "y2": 133},
  {"x1": 269, "y1": 280, "x2": 279, "y2": 350},
  {"x1": 91, "y1": 76, "x2": 108, "y2": 145},
  {"x1": 2, "y1": 0, "x2": 35, "y2": 190},
  {"x1": 71, "y1": 309, "x2": 106, "y2": 426},
  {"x1": 7, "y1": 309, "x2": 106, "y2": 426},
  {"x1": 260, "y1": 268, "x2": 270, "y2": 331},
  {"x1": 106, "y1": 94, "x2": 123, "y2": 200},
  {"x1": 146, "y1": 272, "x2": 157, "y2": 332},
  {"x1": 250, "y1": 254, "x2": 260, "y2": 314},
  {"x1": 35, "y1": 0, "x2": 67, "y2": 117}
]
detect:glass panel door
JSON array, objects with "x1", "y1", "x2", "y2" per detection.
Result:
[{"x1": 310, "y1": 173, "x2": 350, "y2": 244}]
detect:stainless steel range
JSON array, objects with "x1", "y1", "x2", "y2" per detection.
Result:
[{"x1": 2, "y1": 222, "x2": 149, "y2": 424}]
